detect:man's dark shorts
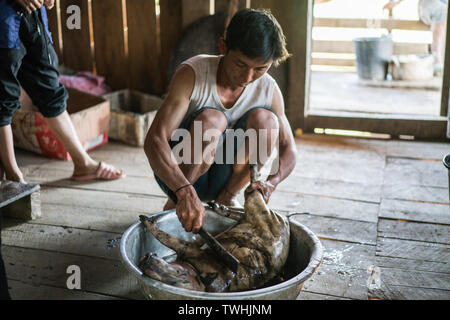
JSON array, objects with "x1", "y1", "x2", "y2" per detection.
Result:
[
  {"x1": 0, "y1": 10, "x2": 67, "y2": 127},
  {"x1": 154, "y1": 106, "x2": 278, "y2": 203}
]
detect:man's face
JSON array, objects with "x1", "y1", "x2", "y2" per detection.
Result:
[{"x1": 223, "y1": 50, "x2": 273, "y2": 88}]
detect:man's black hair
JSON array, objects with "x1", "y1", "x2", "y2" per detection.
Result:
[{"x1": 224, "y1": 9, "x2": 290, "y2": 66}]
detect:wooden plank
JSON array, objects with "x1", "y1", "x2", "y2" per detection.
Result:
[
  {"x1": 269, "y1": 192, "x2": 379, "y2": 223},
  {"x1": 1, "y1": 219, "x2": 123, "y2": 260},
  {"x1": 126, "y1": 0, "x2": 162, "y2": 95},
  {"x1": 215, "y1": 0, "x2": 247, "y2": 13},
  {"x1": 292, "y1": 152, "x2": 385, "y2": 185},
  {"x1": 45, "y1": 2, "x2": 63, "y2": 63},
  {"x1": 312, "y1": 57, "x2": 355, "y2": 67},
  {"x1": 289, "y1": 213, "x2": 377, "y2": 245},
  {"x1": 385, "y1": 140, "x2": 450, "y2": 160},
  {"x1": 25, "y1": 202, "x2": 165, "y2": 234},
  {"x1": 384, "y1": 157, "x2": 448, "y2": 188},
  {"x1": 304, "y1": 113, "x2": 448, "y2": 140},
  {"x1": 22, "y1": 165, "x2": 166, "y2": 198},
  {"x1": 376, "y1": 237, "x2": 450, "y2": 263},
  {"x1": 382, "y1": 184, "x2": 448, "y2": 204},
  {"x1": 313, "y1": 17, "x2": 429, "y2": 31},
  {"x1": 295, "y1": 134, "x2": 387, "y2": 160},
  {"x1": 91, "y1": 0, "x2": 128, "y2": 90},
  {"x1": 379, "y1": 199, "x2": 450, "y2": 225},
  {"x1": 3, "y1": 191, "x2": 41, "y2": 221},
  {"x1": 7, "y1": 279, "x2": 121, "y2": 300},
  {"x1": 298, "y1": 239, "x2": 376, "y2": 300},
  {"x1": 378, "y1": 219, "x2": 450, "y2": 245},
  {"x1": 375, "y1": 256, "x2": 450, "y2": 274},
  {"x1": 3, "y1": 246, "x2": 142, "y2": 300},
  {"x1": 320, "y1": 239, "x2": 376, "y2": 270},
  {"x1": 59, "y1": 0, "x2": 94, "y2": 72},
  {"x1": 181, "y1": 0, "x2": 211, "y2": 29},
  {"x1": 313, "y1": 40, "x2": 429, "y2": 55},
  {"x1": 39, "y1": 186, "x2": 164, "y2": 213},
  {"x1": 298, "y1": 291, "x2": 352, "y2": 300},
  {"x1": 301, "y1": 264, "x2": 369, "y2": 300},
  {"x1": 275, "y1": 176, "x2": 382, "y2": 203},
  {"x1": 369, "y1": 283, "x2": 450, "y2": 300},
  {"x1": 250, "y1": 0, "x2": 273, "y2": 9},
  {"x1": 371, "y1": 268, "x2": 450, "y2": 297},
  {"x1": 0, "y1": 182, "x2": 41, "y2": 220},
  {"x1": 159, "y1": 0, "x2": 183, "y2": 88}
]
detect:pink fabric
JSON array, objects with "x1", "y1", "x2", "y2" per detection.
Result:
[{"x1": 59, "y1": 72, "x2": 112, "y2": 96}]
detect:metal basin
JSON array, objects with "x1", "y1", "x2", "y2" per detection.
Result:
[{"x1": 120, "y1": 208, "x2": 323, "y2": 300}]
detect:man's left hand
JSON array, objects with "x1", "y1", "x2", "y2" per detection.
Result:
[
  {"x1": 245, "y1": 180, "x2": 276, "y2": 204},
  {"x1": 44, "y1": 0, "x2": 54, "y2": 9}
]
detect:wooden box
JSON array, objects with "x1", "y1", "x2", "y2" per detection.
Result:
[
  {"x1": 103, "y1": 90, "x2": 163, "y2": 147},
  {"x1": 12, "y1": 88, "x2": 110, "y2": 160}
]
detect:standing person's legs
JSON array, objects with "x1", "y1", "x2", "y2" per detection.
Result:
[
  {"x1": 0, "y1": 33, "x2": 28, "y2": 183},
  {"x1": 15, "y1": 11, "x2": 124, "y2": 180},
  {"x1": 0, "y1": 125, "x2": 25, "y2": 183}
]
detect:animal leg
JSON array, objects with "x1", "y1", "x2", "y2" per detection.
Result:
[
  {"x1": 138, "y1": 253, "x2": 205, "y2": 291},
  {"x1": 139, "y1": 216, "x2": 202, "y2": 258}
]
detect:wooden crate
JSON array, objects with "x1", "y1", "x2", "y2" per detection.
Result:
[{"x1": 103, "y1": 90, "x2": 163, "y2": 147}]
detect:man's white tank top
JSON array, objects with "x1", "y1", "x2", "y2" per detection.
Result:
[{"x1": 180, "y1": 54, "x2": 277, "y2": 127}]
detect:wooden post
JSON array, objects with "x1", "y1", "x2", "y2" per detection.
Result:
[
  {"x1": 0, "y1": 183, "x2": 41, "y2": 221},
  {"x1": 275, "y1": 0, "x2": 312, "y2": 131}
]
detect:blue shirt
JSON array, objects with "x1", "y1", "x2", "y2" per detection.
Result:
[{"x1": 0, "y1": 0, "x2": 52, "y2": 49}]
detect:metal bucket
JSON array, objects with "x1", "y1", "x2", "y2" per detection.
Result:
[
  {"x1": 120, "y1": 208, "x2": 323, "y2": 300},
  {"x1": 354, "y1": 35, "x2": 393, "y2": 81},
  {"x1": 444, "y1": 154, "x2": 450, "y2": 203}
]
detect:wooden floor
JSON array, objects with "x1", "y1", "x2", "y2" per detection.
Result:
[{"x1": 1, "y1": 134, "x2": 449, "y2": 300}]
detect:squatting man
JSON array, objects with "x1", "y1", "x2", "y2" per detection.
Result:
[{"x1": 145, "y1": 9, "x2": 297, "y2": 234}]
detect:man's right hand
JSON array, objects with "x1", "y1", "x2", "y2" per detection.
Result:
[
  {"x1": 15, "y1": 0, "x2": 44, "y2": 14},
  {"x1": 175, "y1": 185, "x2": 205, "y2": 234}
]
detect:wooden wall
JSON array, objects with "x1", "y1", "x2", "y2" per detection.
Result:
[
  {"x1": 46, "y1": 0, "x2": 307, "y2": 130},
  {"x1": 46, "y1": 0, "x2": 257, "y2": 96}
]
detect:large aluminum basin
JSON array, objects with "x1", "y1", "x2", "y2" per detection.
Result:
[{"x1": 120, "y1": 209, "x2": 323, "y2": 300}]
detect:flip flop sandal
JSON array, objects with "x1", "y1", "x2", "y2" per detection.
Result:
[{"x1": 71, "y1": 162, "x2": 125, "y2": 181}]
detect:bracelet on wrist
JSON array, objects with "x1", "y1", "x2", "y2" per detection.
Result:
[{"x1": 175, "y1": 184, "x2": 193, "y2": 194}]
